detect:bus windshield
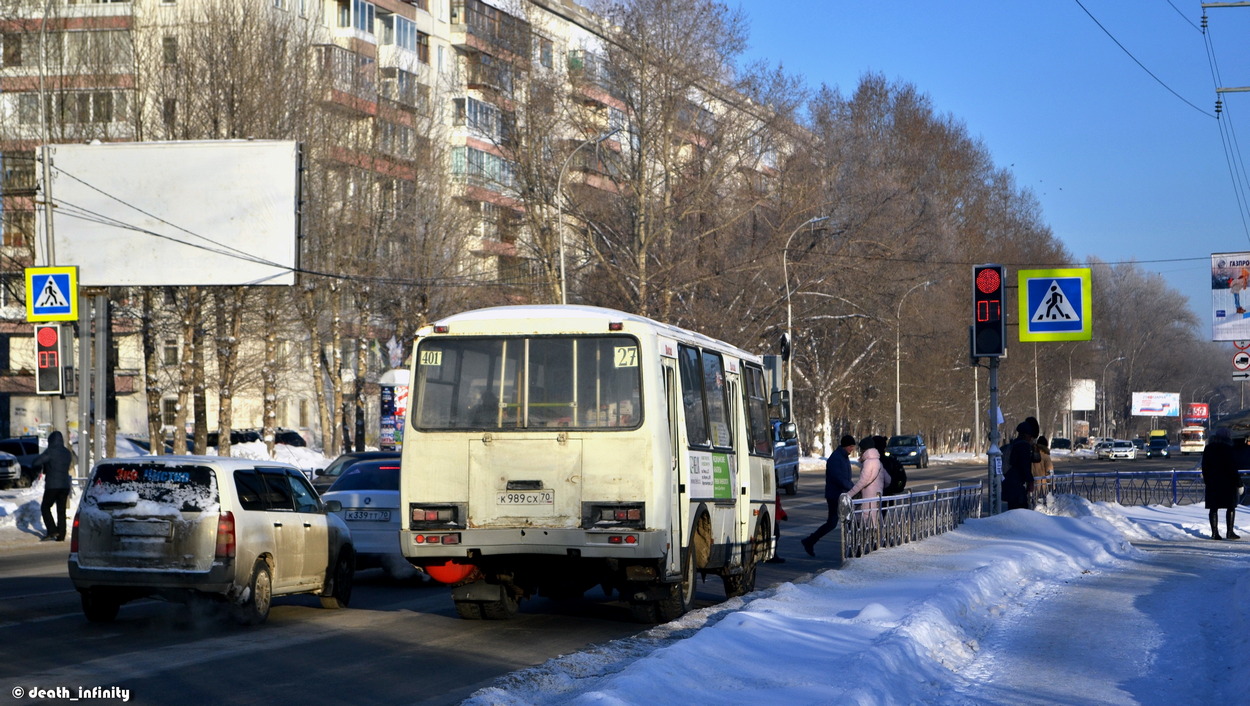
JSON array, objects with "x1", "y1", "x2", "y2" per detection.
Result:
[{"x1": 413, "y1": 335, "x2": 643, "y2": 431}]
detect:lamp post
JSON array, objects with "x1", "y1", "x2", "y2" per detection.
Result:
[
  {"x1": 555, "y1": 128, "x2": 619, "y2": 305},
  {"x1": 783, "y1": 215, "x2": 831, "y2": 405},
  {"x1": 895, "y1": 280, "x2": 933, "y2": 436},
  {"x1": 1101, "y1": 356, "x2": 1126, "y2": 437}
]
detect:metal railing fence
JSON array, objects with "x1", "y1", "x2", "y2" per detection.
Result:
[
  {"x1": 1047, "y1": 470, "x2": 1250, "y2": 507},
  {"x1": 839, "y1": 481, "x2": 984, "y2": 560}
]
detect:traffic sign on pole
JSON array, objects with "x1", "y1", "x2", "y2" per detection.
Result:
[
  {"x1": 25, "y1": 266, "x2": 77, "y2": 322},
  {"x1": 1236, "y1": 352, "x2": 1250, "y2": 371}
]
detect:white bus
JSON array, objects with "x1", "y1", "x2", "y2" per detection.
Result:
[
  {"x1": 399, "y1": 305, "x2": 777, "y2": 622},
  {"x1": 1179, "y1": 426, "x2": 1206, "y2": 455}
]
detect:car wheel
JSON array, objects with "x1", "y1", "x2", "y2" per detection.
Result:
[
  {"x1": 320, "y1": 550, "x2": 354, "y2": 609},
  {"x1": 785, "y1": 480, "x2": 797, "y2": 496},
  {"x1": 235, "y1": 560, "x2": 272, "y2": 626},
  {"x1": 81, "y1": 589, "x2": 120, "y2": 623}
]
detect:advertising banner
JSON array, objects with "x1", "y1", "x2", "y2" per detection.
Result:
[
  {"x1": 1183, "y1": 403, "x2": 1209, "y2": 425},
  {"x1": 1131, "y1": 391, "x2": 1180, "y2": 417},
  {"x1": 1069, "y1": 379, "x2": 1096, "y2": 412},
  {"x1": 1212, "y1": 252, "x2": 1250, "y2": 341}
]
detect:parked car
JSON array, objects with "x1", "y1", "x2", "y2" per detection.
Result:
[
  {"x1": 887, "y1": 434, "x2": 929, "y2": 468},
  {"x1": 274, "y1": 428, "x2": 307, "y2": 447},
  {"x1": 313, "y1": 451, "x2": 401, "y2": 493},
  {"x1": 1147, "y1": 437, "x2": 1171, "y2": 459},
  {"x1": 68, "y1": 456, "x2": 355, "y2": 625},
  {"x1": 321, "y1": 459, "x2": 408, "y2": 577},
  {"x1": 0, "y1": 450, "x2": 22, "y2": 489},
  {"x1": 1107, "y1": 439, "x2": 1138, "y2": 461},
  {"x1": 772, "y1": 421, "x2": 799, "y2": 495},
  {"x1": 205, "y1": 429, "x2": 261, "y2": 448},
  {"x1": 0, "y1": 436, "x2": 43, "y2": 486},
  {"x1": 1050, "y1": 438, "x2": 1072, "y2": 450}
]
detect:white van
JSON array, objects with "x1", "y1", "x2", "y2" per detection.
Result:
[{"x1": 68, "y1": 456, "x2": 355, "y2": 625}]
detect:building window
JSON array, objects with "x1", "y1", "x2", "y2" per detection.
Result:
[
  {"x1": 3, "y1": 210, "x2": 32, "y2": 249},
  {"x1": 536, "y1": 36, "x2": 552, "y2": 69},
  {"x1": 3, "y1": 33, "x2": 22, "y2": 67},
  {"x1": 163, "y1": 339, "x2": 179, "y2": 366},
  {"x1": 380, "y1": 13, "x2": 416, "y2": 51},
  {"x1": 17, "y1": 91, "x2": 131, "y2": 125},
  {"x1": 162, "y1": 399, "x2": 178, "y2": 427},
  {"x1": 162, "y1": 36, "x2": 177, "y2": 64},
  {"x1": 162, "y1": 98, "x2": 177, "y2": 130},
  {"x1": 339, "y1": 0, "x2": 375, "y2": 33}
]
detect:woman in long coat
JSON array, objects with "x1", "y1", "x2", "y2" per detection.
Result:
[
  {"x1": 847, "y1": 437, "x2": 889, "y2": 524},
  {"x1": 1201, "y1": 427, "x2": 1240, "y2": 540}
]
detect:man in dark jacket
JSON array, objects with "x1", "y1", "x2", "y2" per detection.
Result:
[
  {"x1": 801, "y1": 435, "x2": 856, "y2": 556},
  {"x1": 1003, "y1": 421, "x2": 1037, "y2": 510},
  {"x1": 36, "y1": 431, "x2": 73, "y2": 541}
]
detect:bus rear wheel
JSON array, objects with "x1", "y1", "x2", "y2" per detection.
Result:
[
  {"x1": 723, "y1": 520, "x2": 767, "y2": 598},
  {"x1": 655, "y1": 547, "x2": 697, "y2": 622}
]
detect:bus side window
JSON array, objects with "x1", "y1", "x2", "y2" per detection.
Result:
[{"x1": 678, "y1": 344, "x2": 709, "y2": 446}]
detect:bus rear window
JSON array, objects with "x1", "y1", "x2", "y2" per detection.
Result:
[
  {"x1": 86, "y1": 463, "x2": 219, "y2": 513},
  {"x1": 414, "y1": 335, "x2": 642, "y2": 431}
]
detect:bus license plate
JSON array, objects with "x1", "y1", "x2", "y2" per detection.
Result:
[
  {"x1": 345, "y1": 510, "x2": 391, "y2": 522},
  {"x1": 497, "y1": 490, "x2": 554, "y2": 505}
]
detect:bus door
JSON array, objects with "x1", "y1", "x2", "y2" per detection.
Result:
[{"x1": 663, "y1": 362, "x2": 685, "y2": 579}]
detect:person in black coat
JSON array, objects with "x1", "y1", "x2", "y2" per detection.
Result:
[
  {"x1": 1003, "y1": 421, "x2": 1037, "y2": 510},
  {"x1": 801, "y1": 435, "x2": 856, "y2": 557},
  {"x1": 1201, "y1": 427, "x2": 1240, "y2": 540},
  {"x1": 35, "y1": 430, "x2": 74, "y2": 542}
]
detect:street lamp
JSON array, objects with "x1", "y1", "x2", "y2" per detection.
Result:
[
  {"x1": 895, "y1": 280, "x2": 933, "y2": 435},
  {"x1": 555, "y1": 128, "x2": 619, "y2": 305},
  {"x1": 1101, "y1": 356, "x2": 1126, "y2": 437},
  {"x1": 783, "y1": 215, "x2": 831, "y2": 405}
]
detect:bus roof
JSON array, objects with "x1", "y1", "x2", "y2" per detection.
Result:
[{"x1": 427, "y1": 305, "x2": 761, "y2": 363}]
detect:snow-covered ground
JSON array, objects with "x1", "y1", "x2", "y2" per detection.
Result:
[
  {"x1": 4, "y1": 447, "x2": 1243, "y2": 704},
  {"x1": 462, "y1": 497, "x2": 1249, "y2": 705}
]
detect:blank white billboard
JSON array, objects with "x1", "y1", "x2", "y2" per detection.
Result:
[
  {"x1": 1069, "y1": 379, "x2": 1096, "y2": 411},
  {"x1": 1131, "y1": 391, "x2": 1180, "y2": 417},
  {"x1": 36, "y1": 140, "x2": 300, "y2": 286}
]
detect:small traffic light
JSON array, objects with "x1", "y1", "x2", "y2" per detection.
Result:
[
  {"x1": 972, "y1": 265, "x2": 1006, "y2": 358},
  {"x1": 35, "y1": 323, "x2": 63, "y2": 395}
]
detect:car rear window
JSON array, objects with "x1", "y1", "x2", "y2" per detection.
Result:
[
  {"x1": 329, "y1": 464, "x2": 400, "y2": 492},
  {"x1": 86, "y1": 463, "x2": 218, "y2": 513}
]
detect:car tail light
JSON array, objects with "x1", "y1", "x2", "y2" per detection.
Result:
[
  {"x1": 69, "y1": 512, "x2": 80, "y2": 552},
  {"x1": 215, "y1": 511, "x2": 236, "y2": 559}
]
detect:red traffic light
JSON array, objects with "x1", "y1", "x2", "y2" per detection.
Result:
[{"x1": 36, "y1": 325, "x2": 59, "y2": 348}]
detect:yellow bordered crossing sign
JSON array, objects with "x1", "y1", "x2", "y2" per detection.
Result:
[
  {"x1": 1018, "y1": 268, "x2": 1092, "y2": 342},
  {"x1": 25, "y1": 266, "x2": 78, "y2": 322}
]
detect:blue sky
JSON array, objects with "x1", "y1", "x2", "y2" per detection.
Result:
[{"x1": 735, "y1": 1, "x2": 1250, "y2": 339}]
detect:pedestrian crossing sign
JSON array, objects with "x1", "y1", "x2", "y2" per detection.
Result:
[
  {"x1": 1018, "y1": 268, "x2": 1092, "y2": 342},
  {"x1": 25, "y1": 266, "x2": 78, "y2": 322}
]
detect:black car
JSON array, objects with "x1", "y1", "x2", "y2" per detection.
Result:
[
  {"x1": 0, "y1": 436, "x2": 43, "y2": 485},
  {"x1": 887, "y1": 434, "x2": 929, "y2": 468},
  {"x1": 1147, "y1": 438, "x2": 1171, "y2": 458},
  {"x1": 1050, "y1": 438, "x2": 1072, "y2": 450},
  {"x1": 313, "y1": 451, "x2": 401, "y2": 493}
]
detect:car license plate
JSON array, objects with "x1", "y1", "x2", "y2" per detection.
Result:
[
  {"x1": 113, "y1": 519, "x2": 172, "y2": 538},
  {"x1": 497, "y1": 490, "x2": 554, "y2": 505},
  {"x1": 345, "y1": 510, "x2": 391, "y2": 522}
]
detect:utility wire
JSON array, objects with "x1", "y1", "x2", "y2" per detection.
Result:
[{"x1": 1074, "y1": 0, "x2": 1216, "y2": 118}]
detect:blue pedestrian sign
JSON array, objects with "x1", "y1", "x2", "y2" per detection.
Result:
[
  {"x1": 25, "y1": 266, "x2": 78, "y2": 322},
  {"x1": 1018, "y1": 268, "x2": 1092, "y2": 342}
]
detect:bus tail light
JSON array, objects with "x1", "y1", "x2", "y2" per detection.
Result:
[
  {"x1": 409, "y1": 504, "x2": 464, "y2": 530},
  {"x1": 584, "y1": 502, "x2": 645, "y2": 528},
  {"x1": 413, "y1": 533, "x2": 461, "y2": 545},
  {"x1": 215, "y1": 511, "x2": 236, "y2": 559}
]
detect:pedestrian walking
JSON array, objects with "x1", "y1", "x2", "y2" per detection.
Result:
[
  {"x1": 845, "y1": 436, "x2": 890, "y2": 524},
  {"x1": 1201, "y1": 427, "x2": 1240, "y2": 540},
  {"x1": 1003, "y1": 421, "x2": 1037, "y2": 510},
  {"x1": 36, "y1": 430, "x2": 74, "y2": 542},
  {"x1": 801, "y1": 435, "x2": 856, "y2": 557},
  {"x1": 1032, "y1": 435, "x2": 1054, "y2": 499}
]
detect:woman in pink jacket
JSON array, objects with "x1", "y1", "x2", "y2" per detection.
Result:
[{"x1": 847, "y1": 436, "x2": 891, "y2": 523}]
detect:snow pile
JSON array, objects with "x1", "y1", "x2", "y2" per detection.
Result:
[{"x1": 463, "y1": 497, "x2": 1249, "y2": 705}]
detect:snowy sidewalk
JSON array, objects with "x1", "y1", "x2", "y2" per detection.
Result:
[
  {"x1": 955, "y1": 537, "x2": 1250, "y2": 705},
  {"x1": 463, "y1": 499, "x2": 1250, "y2": 705}
]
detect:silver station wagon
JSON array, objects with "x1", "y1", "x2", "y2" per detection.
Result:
[{"x1": 68, "y1": 456, "x2": 355, "y2": 625}]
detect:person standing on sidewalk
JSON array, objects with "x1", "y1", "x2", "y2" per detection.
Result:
[
  {"x1": 801, "y1": 435, "x2": 856, "y2": 557},
  {"x1": 36, "y1": 430, "x2": 74, "y2": 542},
  {"x1": 1201, "y1": 427, "x2": 1240, "y2": 540}
]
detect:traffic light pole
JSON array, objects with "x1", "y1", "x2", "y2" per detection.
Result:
[{"x1": 987, "y1": 356, "x2": 1002, "y2": 515}]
